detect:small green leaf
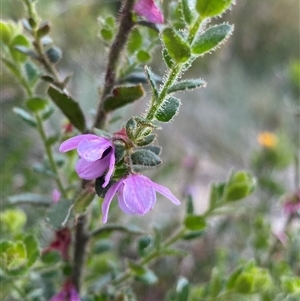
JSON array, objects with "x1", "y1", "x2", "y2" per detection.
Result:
[
  {"x1": 2, "y1": 58, "x2": 20, "y2": 78},
  {"x1": 0, "y1": 209, "x2": 26, "y2": 234},
  {"x1": 186, "y1": 194, "x2": 194, "y2": 215},
  {"x1": 183, "y1": 230, "x2": 204, "y2": 240},
  {"x1": 162, "y1": 28, "x2": 191, "y2": 63},
  {"x1": 46, "y1": 135, "x2": 59, "y2": 147},
  {"x1": 100, "y1": 28, "x2": 113, "y2": 41},
  {"x1": 114, "y1": 143, "x2": 126, "y2": 163},
  {"x1": 162, "y1": 48, "x2": 174, "y2": 68},
  {"x1": 127, "y1": 29, "x2": 143, "y2": 54},
  {"x1": 126, "y1": 118, "x2": 138, "y2": 139},
  {"x1": 0, "y1": 20, "x2": 14, "y2": 44},
  {"x1": 138, "y1": 236, "x2": 153, "y2": 256},
  {"x1": 41, "y1": 251, "x2": 61, "y2": 264},
  {"x1": 48, "y1": 86, "x2": 86, "y2": 132},
  {"x1": 226, "y1": 266, "x2": 244, "y2": 290},
  {"x1": 0, "y1": 240, "x2": 14, "y2": 254},
  {"x1": 196, "y1": 0, "x2": 233, "y2": 18},
  {"x1": 181, "y1": 0, "x2": 193, "y2": 25},
  {"x1": 234, "y1": 273, "x2": 254, "y2": 294},
  {"x1": 10, "y1": 34, "x2": 30, "y2": 63},
  {"x1": 105, "y1": 15, "x2": 115, "y2": 28},
  {"x1": 192, "y1": 23, "x2": 234, "y2": 55},
  {"x1": 224, "y1": 171, "x2": 256, "y2": 202},
  {"x1": 131, "y1": 149, "x2": 162, "y2": 167},
  {"x1": 145, "y1": 66, "x2": 159, "y2": 99},
  {"x1": 46, "y1": 199, "x2": 73, "y2": 229},
  {"x1": 41, "y1": 75, "x2": 55, "y2": 84},
  {"x1": 22, "y1": 19, "x2": 33, "y2": 32},
  {"x1": 37, "y1": 22, "x2": 51, "y2": 38},
  {"x1": 135, "y1": 268, "x2": 158, "y2": 284},
  {"x1": 41, "y1": 105, "x2": 55, "y2": 120},
  {"x1": 209, "y1": 183, "x2": 226, "y2": 209},
  {"x1": 184, "y1": 215, "x2": 206, "y2": 231},
  {"x1": 129, "y1": 261, "x2": 147, "y2": 276},
  {"x1": 13, "y1": 107, "x2": 37, "y2": 127},
  {"x1": 177, "y1": 277, "x2": 190, "y2": 301},
  {"x1": 23, "y1": 234, "x2": 39, "y2": 267},
  {"x1": 168, "y1": 78, "x2": 206, "y2": 93},
  {"x1": 14, "y1": 45, "x2": 37, "y2": 59},
  {"x1": 7, "y1": 193, "x2": 52, "y2": 206},
  {"x1": 210, "y1": 268, "x2": 222, "y2": 297},
  {"x1": 155, "y1": 96, "x2": 181, "y2": 122},
  {"x1": 135, "y1": 134, "x2": 156, "y2": 147},
  {"x1": 137, "y1": 50, "x2": 151, "y2": 63},
  {"x1": 25, "y1": 97, "x2": 49, "y2": 112},
  {"x1": 46, "y1": 46, "x2": 62, "y2": 64},
  {"x1": 24, "y1": 61, "x2": 39, "y2": 85},
  {"x1": 142, "y1": 145, "x2": 162, "y2": 156},
  {"x1": 103, "y1": 84, "x2": 145, "y2": 112}
]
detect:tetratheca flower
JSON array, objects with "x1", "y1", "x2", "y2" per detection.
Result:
[
  {"x1": 49, "y1": 280, "x2": 80, "y2": 301},
  {"x1": 283, "y1": 190, "x2": 300, "y2": 215},
  {"x1": 59, "y1": 134, "x2": 115, "y2": 187},
  {"x1": 134, "y1": 0, "x2": 164, "y2": 24},
  {"x1": 52, "y1": 188, "x2": 61, "y2": 203},
  {"x1": 102, "y1": 174, "x2": 180, "y2": 223}
]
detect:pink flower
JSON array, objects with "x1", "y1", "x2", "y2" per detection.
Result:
[
  {"x1": 52, "y1": 189, "x2": 61, "y2": 203},
  {"x1": 42, "y1": 227, "x2": 71, "y2": 261},
  {"x1": 59, "y1": 134, "x2": 115, "y2": 187},
  {"x1": 102, "y1": 174, "x2": 180, "y2": 223},
  {"x1": 283, "y1": 190, "x2": 300, "y2": 215},
  {"x1": 49, "y1": 281, "x2": 80, "y2": 301},
  {"x1": 134, "y1": 0, "x2": 164, "y2": 24}
]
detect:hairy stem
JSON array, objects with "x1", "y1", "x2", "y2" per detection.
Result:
[
  {"x1": 72, "y1": 214, "x2": 89, "y2": 292},
  {"x1": 94, "y1": 0, "x2": 135, "y2": 129},
  {"x1": 145, "y1": 64, "x2": 181, "y2": 120}
]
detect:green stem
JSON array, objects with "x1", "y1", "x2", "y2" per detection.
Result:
[
  {"x1": 145, "y1": 64, "x2": 181, "y2": 120},
  {"x1": 188, "y1": 16, "x2": 203, "y2": 44},
  {"x1": 35, "y1": 112, "x2": 67, "y2": 198},
  {"x1": 112, "y1": 228, "x2": 186, "y2": 286},
  {"x1": 22, "y1": 0, "x2": 38, "y2": 23},
  {"x1": 145, "y1": 17, "x2": 205, "y2": 121}
]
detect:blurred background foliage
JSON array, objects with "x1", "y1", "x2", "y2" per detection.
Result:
[{"x1": 1, "y1": 0, "x2": 299, "y2": 300}]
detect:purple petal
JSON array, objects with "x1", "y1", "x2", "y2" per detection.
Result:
[
  {"x1": 59, "y1": 134, "x2": 99, "y2": 152},
  {"x1": 52, "y1": 189, "x2": 61, "y2": 203},
  {"x1": 75, "y1": 157, "x2": 110, "y2": 180},
  {"x1": 134, "y1": 0, "x2": 164, "y2": 24},
  {"x1": 70, "y1": 287, "x2": 81, "y2": 301},
  {"x1": 118, "y1": 185, "x2": 135, "y2": 214},
  {"x1": 77, "y1": 138, "x2": 112, "y2": 162},
  {"x1": 102, "y1": 180, "x2": 124, "y2": 223},
  {"x1": 122, "y1": 175, "x2": 156, "y2": 215},
  {"x1": 49, "y1": 291, "x2": 67, "y2": 301},
  {"x1": 147, "y1": 179, "x2": 181, "y2": 205},
  {"x1": 103, "y1": 150, "x2": 115, "y2": 188}
]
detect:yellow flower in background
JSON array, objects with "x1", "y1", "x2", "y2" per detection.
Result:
[{"x1": 257, "y1": 131, "x2": 278, "y2": 148}]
